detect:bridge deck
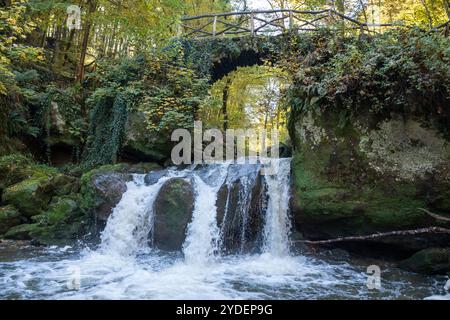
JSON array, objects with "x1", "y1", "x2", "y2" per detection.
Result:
[{"x1": 180, "y1": 9, "x2": 449, "y2": 38}]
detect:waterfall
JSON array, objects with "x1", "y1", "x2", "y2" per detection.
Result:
[
  {"x1": 98, "y1": 158, "x2": 292, "y2": 259},
  {"x1": 182, "y1": 176, "x2": 221, "y2": 263},
  {"x1": 2, "y1": 156, "x2": 437, "y2": 300},
  {"x1": 262, "y1": 158, "x2": 292, "y2": 256},
  {"x1": 99, "y1": 175, "x2": 169, "y2": 256}
]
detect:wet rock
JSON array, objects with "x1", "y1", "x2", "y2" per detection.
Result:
[
  {"x1": 79, "y1": 162, "x2": 161, "y2": 225},
  {"x1": 216, "y1": 164, "x2": 266, "y2": 253},
  {"x1": 81, "y1": 172, "x2": 129, "y2": 222},
  {"x1": 144, "y1": 170, "x2": 167, "y2": 185},
  {"x1": 0, "y1": 205, "x2": 22, "y2": 235},
  {"x1": 153, "y1": 177, "x2": 194, "y2": 251},
  {"x1": 399, "y1": 248, "x2": 450, "y2": 275}
]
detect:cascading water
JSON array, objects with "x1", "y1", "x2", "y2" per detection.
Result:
[
  {"x1": 0, "y1": 158, "x2": 446, "y2": 299},
  {"x1": 99, "y1": 175, "x2": 169, "y2": 257},
  {"x1": 262, "y1": 158, "x2": 292, "y2": 256},
  {"x1": 182, "y1": 165, "x2": 229, "y2": 264}
]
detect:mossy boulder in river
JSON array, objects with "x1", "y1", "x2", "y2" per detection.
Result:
[
  {"x1": 399, "y1": 248, "x2": 450, "y2": 275},
  {"x1": 5, "y1": 196, "x2": 84, "y2": 244},
  {"x1": 290, "y1": 110, "x2": 450, "y2": 250},
  {"x1": 80, "y1": 163, "x2": 161, "y2": 222},
  {"x1": 153, "y1": 177, "x2": 194, "y2": 251},
  {"x1": 0, "y1": 205, "x2": 22, "y2": 235},
  {"x1": 1, "y1": 165, "x2": 58, "y2": 217}
]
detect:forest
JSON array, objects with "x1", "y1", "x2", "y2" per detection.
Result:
[{"x1": 0, "y1": 0, "x2": 449, "y2": 300}]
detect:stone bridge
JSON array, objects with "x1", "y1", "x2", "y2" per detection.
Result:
[{"x1": 179, "y1": 9, "x2": 449, "y2": 81}]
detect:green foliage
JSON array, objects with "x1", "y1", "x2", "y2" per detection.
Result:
[
  {"x1": 284, "y1": 29, "x2": 450, "y2": 135},
  {"x1": 83, "y1": 51, "x2": 209, "y2": 167}
]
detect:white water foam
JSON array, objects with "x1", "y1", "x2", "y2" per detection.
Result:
[
  {"x1": 263, "y1": 158, "x2": 292, "y2": 255},
  {"x1": 183, "y1": 164, "x2": 229, "y2": 264}
]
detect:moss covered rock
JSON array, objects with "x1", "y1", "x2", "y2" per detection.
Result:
[
  {"x1": 0, "y1": 205, "x2": 22, "y2": 235},
  {"x1": 153, "y1": 177, "x2": 194, "y2": 251},
  {"x1": 0, "y1": 154, "x2": 33, "y2": 192},
  {"x1": 5, "y1": 196, "x2": 84, "y2": 244},
  {"x1": 121, "y1": 112, "x2": 172, "y2": 163},
  {"x1": 4, "y1": 223, "x2": 38, "y2": 240},
  {"x1": 2, "y1": 171, "x2": 51, "y2": 217},
  {"x1": 399, "y1": 248, "x2": 450, "y2": 275},
  {"x1": 290, "y1": 110, "x2": 450, "y2": 246},
  {"x1": 80, "y1": 162, "x2": 160, "y2": 222}
]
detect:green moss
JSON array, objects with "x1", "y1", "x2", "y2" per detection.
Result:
[
  {"x1": 292, "y1": 144, "x2": 430, "y2": 235},
  {"x1": 43, "y1": 196, "x2": 79, "y2": 225},
  {"x1": 5, "y1": 195, "x2": 85, "y2": 244},
  {"x1": 4, "y1": 223, "x2": 39, "y2": 240},
  {"x1": 0, "y1": 153, "x2": 33, "y2": 190},
  {"x1": 2, "y1": 176, "x2": 50, "y2": 217},
  {"x1": 0, "y1": 205, "x2": 22, "y2": 235}
]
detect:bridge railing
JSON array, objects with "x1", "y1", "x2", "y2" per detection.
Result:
[{"x1": 180, "y1": 9, "x2": 449, "y2": 38}]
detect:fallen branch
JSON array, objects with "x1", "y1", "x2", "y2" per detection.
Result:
[
  {"x1": 296, "y1": 227, "x2": 450, "y2": 245},
  {"x1": 418, "y1": 208, "x2": 450, "y2": 222}
]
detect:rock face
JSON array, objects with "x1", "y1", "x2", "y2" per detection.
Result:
[
  {"x1": 153, "y1": 178, "x2": 194, "y2": 251},
  {"x1": 216, "y1": 164, "x2": 266, "y2": 254},
  {"x1": 290, "y1": 110, "x2": 450, "y2": 251},
  {"x1": 121, "y1": 112, "x2": 172, "y2": 163},
  {"x1": 1, "y1": 165, "x2": 57, "y2": 217},
  {"x1": 399, "y1": 248, "x2": 450, "y2": 275}
]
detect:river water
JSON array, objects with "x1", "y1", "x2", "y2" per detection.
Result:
[{"x1": 0, "y1": 159, "x2": 448, "y2": 299}]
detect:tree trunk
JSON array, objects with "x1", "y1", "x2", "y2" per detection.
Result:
[
  {"x1": 77, "y1": 0, "x2": 97, "y2": 84},
  {"x1": 419, "y1": 0, "x2": 434, "y2": 28},
  {"x1": 222, "y1": 77, "x2": 232, "y2": 131}
]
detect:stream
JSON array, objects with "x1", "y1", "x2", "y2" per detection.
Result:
[{"x1": 0, "y1": 159, "x2": 448, "y2": 299}]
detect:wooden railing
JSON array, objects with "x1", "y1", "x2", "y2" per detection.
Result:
[{"x1": 180, "y1": 9, "x2": 449, "y2": 38}]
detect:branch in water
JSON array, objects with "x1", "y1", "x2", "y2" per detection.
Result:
[
  {"x1": 418, "y1": 208, "x2": 450, "y2": 222},
  {"x1": 296, "y1": 227, "x2": 450, "y2": 245}
]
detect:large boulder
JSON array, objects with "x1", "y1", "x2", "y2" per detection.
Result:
[
  {"x1": 5, "y1": 196, "x2": 84, "y2": 244},
  {"x1": 399, "y1": 248, "x2": 450, "y2": 275},
  {"x1": 80, "y1": 162, "x2": 161, "y2": 223},
  {"x1": 216, "y1": 164, "x2": 266, "y2": 253},
  {"x1": 2, "y1": 172, "x2": 51, "y2": 217},
  {"x1": 81, "y1": 172, "x2": 129, "y2": 222},
  {"x1": 0, "y1": 205, "x2": 22, "y2": 235},
  {"x1": 290, "y1": 110, "x2": 450, "y2": 252},
  {"x1": 153, "y1": 177, "x2": 194, "y2": 251}
]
